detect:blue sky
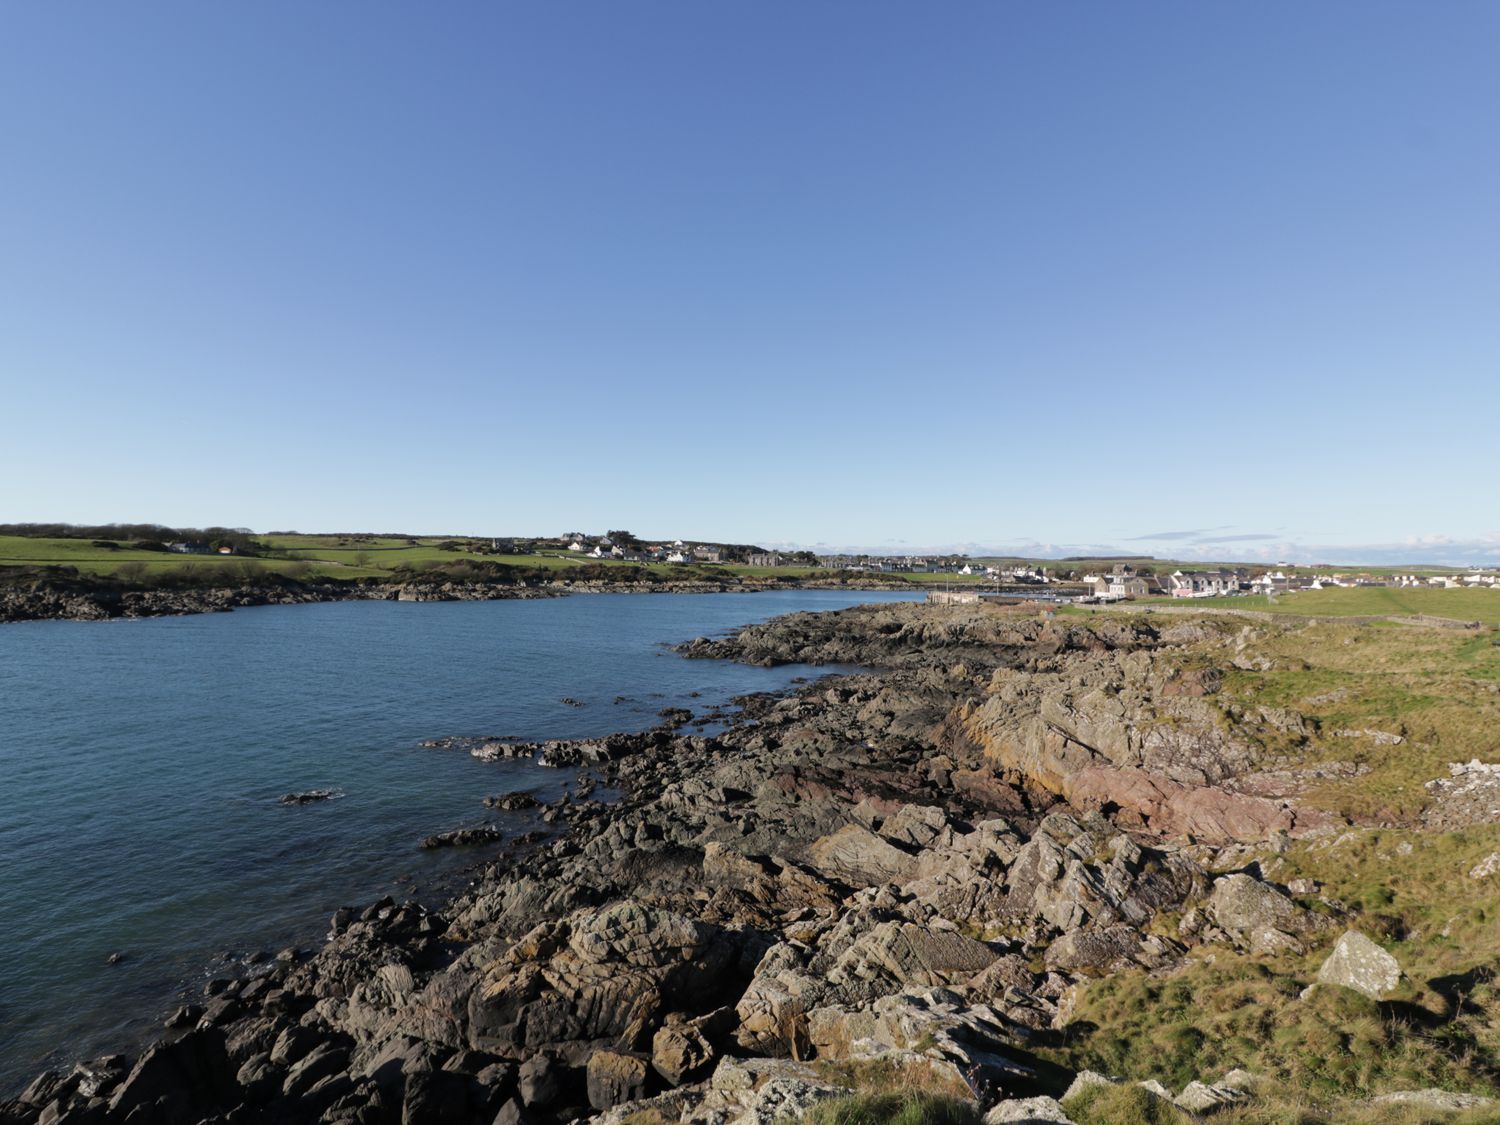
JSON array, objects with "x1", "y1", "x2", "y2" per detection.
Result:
[{"x1": 2, "y1": 2, "x2": 1496, "y2": 563}]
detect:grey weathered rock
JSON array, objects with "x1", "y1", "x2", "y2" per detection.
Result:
[
  {"x1": 1315, "y1": 931, "x2": 1401, "y2": 1000},
  {"x1": 1207, "y1": 874, "x2": 1323, "y2": 953},
  {"x1": 985, "y1": 1094, "x2": 1076, "y2": 1123},
  {"x1": 568, "y1": 901, "x2": 717, "y2": 967},
  {"x1": 1371, "y1": 1088, "x2": 1495, "y2": 1110},
  {"x1": 1174, "y1": 1079, "x2": 1245, "y2": 1112},
  {"x1": 1043, "y1": 926, "x2": 1141, "y2": 973},
  {"x1": 804, "y1": 824, "x2": 920, "y2": 887},
  {"x1": 1061, "y1": 1069, "x2": 1119, "y2": 1102},
  {"x1": 700, "y1": 1056, "x2": 843, "y2": 1125},
  {"x1": 807, "y1": 989, "x2": 1035, "y2": 1097},
  {"x1": 826, "y1": 921, "x2": 1000, "y2": 998},
  {"x1": 1470, "y1": 853, "x2": 1500, "y2": 880}
]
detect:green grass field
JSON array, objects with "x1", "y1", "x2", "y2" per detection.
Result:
[
  {"x1": 0, "y1": 534, "x2": 1009, "y2": 587},
  {"x1": 1136, "y1": 586, "x2": 1500, "y2": 625},
  {"x1": 4, "y1": 534, "x2": 1489, "y2": 600}
]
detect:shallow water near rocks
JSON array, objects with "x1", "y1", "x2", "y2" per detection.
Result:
[{"x1": 0, "y1": 589, "x2": 920, "y2": 1092}]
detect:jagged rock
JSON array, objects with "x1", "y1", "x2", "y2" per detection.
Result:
[
  {"x1": 469, "y1": 902, "x2": 735, "y2": 1058},
  {"x1": 699, "y1": 1056, "x2": 842, "y2": 1125},
  {"x1": 271, "y1": 1024, "x2": 324, "y2": 1068},
  {"x1": 1314, "y1": 931, "x2": 1402, "y2": 999},
  {"x1": 1207, "y1": 874, "x2": 1324, "y2": 954},
  {"x1": 421, "y1": 826, "x2": 504, "y2": 849},
  {"x1": 516, "y1": 1055, "x2": 561, "y2": 1108},
  {"x1": 807, "y1": 989, "x2": 1035, "y2": 1096},
  {"x1": 107, "y1": 1027, "x2": 235, "y2": 1122},
  {"x1": 880, "y1": 803, "x2": 950, "y2": 847},
  {"x1": 1043, "y1": 926, "x2": 1142, "y2": 973},
  {"x1": 586, "y1": 1050, "x2": 649, "y2": 1110},
  {"x1": 734, "y1": 957, "x2": 826, "y2": 1056},
  {"x1": 651, "y1": 1018, "x2": 715, "y2": 1085},
  {"x1": 491, "y1": 1097, "x2": 529, "y2": 1125},
  {"x1": 484, "y1": 792, "x2": 540, "y2": 811},
  {"x1": 826, "y1": 921, "x2": 1000, "y2": 998},
  {"x1": 568, "y1": 901, "x2": 717, "y2": 967},
  {"x1": 805, "y1": 824, "x2": 919, "y2": 887},
  {"x1": 283, "y1": 1042, "x2": 351, "y2": 1100},
  {"x1": 402, "y1": 1067, "x2": 472, "y2": 1124}
]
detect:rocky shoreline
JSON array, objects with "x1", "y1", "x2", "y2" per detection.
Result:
[
  {"x1": 3, "y1": 601, "x2": 1491, "y2": 1124},
  {"x1": 0, "y1": 575, "x2": 913, "y2": 625}
]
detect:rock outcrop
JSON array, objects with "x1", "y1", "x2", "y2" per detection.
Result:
[{"x1": 2, "y1": 601, "x2": 1391, "y2": 1125}]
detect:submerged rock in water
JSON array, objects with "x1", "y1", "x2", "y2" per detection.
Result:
[
  {"x1": 421, "y1": 826, "x2": 504, "y2": 849},
  {"x1": 278, "y1": 789, "x2": 342, "y2": 805},
  {"x1": 483, "y1": 792, "x2": 541, "y2": 811}
]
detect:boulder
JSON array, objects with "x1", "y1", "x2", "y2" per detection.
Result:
[
  {"x1": 807, "y1": 989, "x2": 1035, "y2": 1096},
  {"x1": 1061, "y1": 1071, "x2": 1119, "y2": 1101},
  {"x1": 1314, "y1": 931, "x2": 1401, "y2": 1000},
  {"x1": 402, "y1": 1068, "x2": 472, "y2": 1124},
  {"x1": 1174, "y1": 1080, "x2": 1245, "y2": 1112},
  {"x1": 1207, "y1": 874, "x2": 1323, "y2": 953},
  {"x1": 1043, "y1": 926, "x2": 1141, "y2": 974},
  {"x1": 826, "y1": 922, "x2": 1000, "y2": 999},
  {"x1": 734, "y1": 969, "x2": 823, "y2": 1056},
  {"x1": 804, "y1": 825, "x2": 919, "y2": 887},
  {"x1": 568, "y1": 901, "x2": 717, "y2": 967},
  {"x1": 585, "y1": 1050, "x2": 649, "y2": 1111},
  {"x1": 107, "y1": 1028, "x2": 235, "y2": 1123},
  {"x1": 651, "y1": 1020, "x2": 714, "y2": 1086},
  {"x1": 698, "y1": 1056, "x2": 842, "y2": 1125},
  {"x1": 516, "y1": 1055, "x2": 561, "y2": 1108},
  {"x1": 880, "y1": 803, "x2": 949, "y2": 847}
]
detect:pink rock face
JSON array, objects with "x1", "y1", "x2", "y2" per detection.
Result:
[{"x1": 1064, "y1": 766, "x2": 1339, "y2": 844}]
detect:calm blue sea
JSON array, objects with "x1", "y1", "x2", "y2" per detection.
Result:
[{"x1": 0, "y1": 589, "x2": 920, "y2": 1091}]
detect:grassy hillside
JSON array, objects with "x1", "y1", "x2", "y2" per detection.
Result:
[
  {"x1": 1040, "y1": 617, "x2": 1500, "y2": 1122},
  {"x1": 0, "y1": 534, "x2": 983, "y2": 587}
]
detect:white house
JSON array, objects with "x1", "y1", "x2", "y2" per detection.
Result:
[{"x1": 1169, "y1": 569, "x2": 1240, "y2": 598}]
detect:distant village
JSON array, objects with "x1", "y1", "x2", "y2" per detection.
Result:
[{"x1": 498, "y1": 535, "x2": 1500, "y2": 602}]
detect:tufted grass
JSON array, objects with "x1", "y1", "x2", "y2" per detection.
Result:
[
  {"x1": 1063, "y1": 1082, "x2": 1192, "y2": 1124},
  {"x1": 1045, "y1": 818, "x2": 1500, "y2": 1108},
  {"x1": 1210, "y1": 618, "x2": 1500, "y2": 820},
  {"x1": 798, "y1": 1091, "x2": 978, "y2": 1125}
]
